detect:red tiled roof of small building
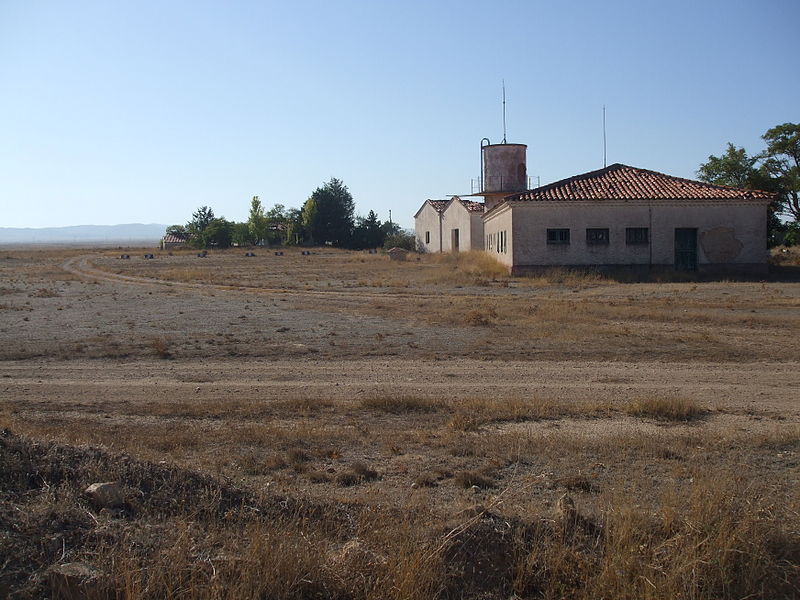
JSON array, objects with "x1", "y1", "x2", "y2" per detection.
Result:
[
  {"x1": 459, "y1": 199, "x2": 485, "y2": 212},
  {"x1": 429, "y1": 200, "x2": 449, "y2": 212},
  {"x1": 162, "y1": 233, "x2": 187, "y2": 244},
  {"x1": 505, "y1": 163, "x2": 774, "y2": 202}
]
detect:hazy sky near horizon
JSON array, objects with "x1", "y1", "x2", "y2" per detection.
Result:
[{"x1": 1, "y1": 0, "x2": 797, "y2": 229}]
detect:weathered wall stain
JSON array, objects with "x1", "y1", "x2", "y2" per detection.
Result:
[{"x1": 700, "y1": 227, "x2": 743, "y2": 262}]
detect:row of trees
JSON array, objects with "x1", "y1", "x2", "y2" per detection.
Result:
[
  {"x1": 166, "y1": 178, "x2": 414, "y2": 250},
  {"x1": 697, "y1": 122, "x2": 799, "y2": 246}
]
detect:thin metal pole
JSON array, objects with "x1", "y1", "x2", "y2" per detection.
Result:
[
  {"x1": 502, "y1": 81, "x2": 507, "y2": 144},
  {"x1": 603, "y1": 105, "x2": 607, "y2": 168}
]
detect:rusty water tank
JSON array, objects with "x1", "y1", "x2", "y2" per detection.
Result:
[{"x1": 481, "y1": 142, "x2": 527, "y2": 193}]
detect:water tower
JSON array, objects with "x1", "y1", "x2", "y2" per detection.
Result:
[{"x1": 477, "y1": 138, "x2": 528, "y2": 210}]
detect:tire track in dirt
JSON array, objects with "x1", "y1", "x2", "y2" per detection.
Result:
[{"x1": 62, "y1": 255, "x2": 480, "y2": 302}]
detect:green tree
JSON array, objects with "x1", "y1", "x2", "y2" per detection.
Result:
[
  {"x1": 300, "y1": 197, "x2": 318, "y2": 245},
  {"x1": 265, "y1": 203, "x2": 287, "y2": 245},
  {"x1": 761, "y1": 123, "x2": 800, "y2": 221},
  {"x1": 231, "y1": 222, "x2": 251, "y2": 247},
  {"x1": 165, "y1": 224, "x2": 187, "y2": 237},
  {"x1": 351, "y1": 210, "x2": 384, "y2": 249},
  {"x1": 302, "y1": 178, "x2": 355, "y2": 246},
  {"x1": 697, "y1": 143, "x2": 784, "y2": 246},
  {"x1": 247, "y1": 196, "x2": 268, "y2": 246},
  {"x1": 383, "y1": 229, "x2": 416, "y2": 251},
  {"x1": 380, "y1": 220, "x2": 402, "y2": 238},
  {"x1": 188, "y1": 206, "x2": 215, "y2": 232},
  {"x1": 203, "y1": 218, "x2": 234, "y2": 248},
  {"x1": 285, "y1": 208, "x2": 305, "y2": 245}
]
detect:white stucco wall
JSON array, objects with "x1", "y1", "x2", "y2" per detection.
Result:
[
  {"x1": 414, "y1": 203, "x2": 443, "y2": 253},
  {"x1": 442, "y1": 201, "x2": 484, "y2": 252},
  {"x1": 484, "y1": 199, "x2": 768, "y2": 271},
  {"x1": 483, "y1": 203, "x2": 514, "y2": 268}
]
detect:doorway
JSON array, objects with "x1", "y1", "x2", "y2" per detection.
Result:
[
  {"x1": 451, "y1": 228, "x2": 460, "y2": 252},
  {"x1": 674, "y1": 228, "x2": 698, "y2": 271}
]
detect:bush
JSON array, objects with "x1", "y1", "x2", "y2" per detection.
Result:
[{"x1": 383, "y1": 231, "x2": 416, "y2": 251}]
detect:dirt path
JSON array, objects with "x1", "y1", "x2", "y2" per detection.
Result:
[{"x1": 3, "y1": 358, "x2": 798, "y2": 414}]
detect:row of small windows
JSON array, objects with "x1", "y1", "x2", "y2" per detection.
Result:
[
  {"x1": 487, "y1": 230, "x2": 507, "y2": 253},
  {"x1": 547, "y1": 228, "x2": 649, "y2": 245}
]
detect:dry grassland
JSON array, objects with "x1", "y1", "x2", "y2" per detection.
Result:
[{"x1": 0, "y1": 246, "x2": 799, "y2": 599}]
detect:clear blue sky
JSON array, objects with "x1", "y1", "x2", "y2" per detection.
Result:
[{"x1": 1, "y1": 0, "x2": 797, "y2": 229}]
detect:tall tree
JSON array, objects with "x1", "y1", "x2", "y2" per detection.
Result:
[
  {"x1": 203, "y1": 218, "x2": 234, "y2": 248},
  {"x1": 247, "y1": 196, "x2": 268, "y2": 246},
  {"x1": 165, "y1": 224, "x2": 187, "y2": 237},
  {"x1": 231, "y1": 222, "x2": 251, "y2": 247},
  {"x1": 303, "y1": 178, "x2": 355, "y2": 246},
  {"x1": 188, "y1": 206, "x2": 215, "y2": 233},
  {"x1": 697, "y1": 144, "x2": 784, "y2": 246},
  {"x1": 285, "y1": 208, "x2": 305, "y2": 245},
  {"x1": 265, "y1": 203, "x2": 287, "y2": 245},
  {"x1": 351, "y1": 210, "x2": 384, "y2": 249},
  {"x1": 761, "y1": 123, "x2": 800, "y2": 221}
]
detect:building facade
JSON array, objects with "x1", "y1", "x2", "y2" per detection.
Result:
[
  {"x1": 440, "y1": 196, "x2": 485, "y2": 252},
  {"x1": 413, "y1": 199, "x2": 448, "y2": 253},
  {"x1": 483, "y1": 163, "x2": 771, "y2": 274}
]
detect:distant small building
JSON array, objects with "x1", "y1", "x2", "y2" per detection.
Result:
[
  {"x1": 413, "y1": 199, "x2": 448, "y2": 252},
  {"x1": 441, "y1": 197, "x2": 484, "y2": 252},
  {"x1": 161, "y1": 233, "x2": 187, "y2": 250},
  {"x1": 414, "y1": 197, "x2": 484, "y2": 253}
]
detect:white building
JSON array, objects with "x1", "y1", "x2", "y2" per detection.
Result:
[
  {"x1": 483, "y1": 163, "x2": 770, "y2": 274},
  {"x1": 413, "y1": 199, "x2": 448, "y2": 253},
  {"x1": 415, "y1": 142, "x2": 771, "y2": 274}
]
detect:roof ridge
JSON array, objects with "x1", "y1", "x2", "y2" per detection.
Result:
[{"x1": 501, "y1": 163, "x2": 774, "y2": 204}]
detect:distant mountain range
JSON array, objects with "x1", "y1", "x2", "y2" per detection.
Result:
[{"x1": 0, "y1": 224, "x2": 168, "y2": 245}]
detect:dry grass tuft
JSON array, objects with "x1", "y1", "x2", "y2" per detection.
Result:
[
  {"x1": 359, "y1": 396, "x2": 440, "y2": 414},
  {"x1": 149, "y1": 336, "x2": 171, "y2": 359},
  {"x1": 429, "y1": 251, "x2": 509, "y2": 283},
  {"x1": 336, "y1": 462, "x2": 379, "y2": 486},
  {"x1": 625, "y1": 396, "x2": 707, "y2": 421}
]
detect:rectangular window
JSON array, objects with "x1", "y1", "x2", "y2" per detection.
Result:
[
  {"x1": 425, "y1": 231, "x2": 430, "y2": 244},
  {"x1": 547, "y1": 228, "x2": 570, "y2": 244},
  {"x1": 625, "y1": 227, "x2": 649, "y2": 245},
  {"x1": 586, "y1": 228, "x2": 609, "y2": 245}
]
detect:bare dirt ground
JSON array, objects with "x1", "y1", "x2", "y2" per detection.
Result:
[{"x1": 1, "y1": 246, "x2": 799, "y2": 598}]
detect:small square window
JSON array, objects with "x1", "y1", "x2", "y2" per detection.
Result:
[
  {"x1": 626, "y1": 227, "x2": 649, "y2": 245},
  {"x1": 547, "y1": 228, "x2": 570, "y2": 244},
  {"x1": 586, "y1": 228, "x2": 609, "y2": 244}
]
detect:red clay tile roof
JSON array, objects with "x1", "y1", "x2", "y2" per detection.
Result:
[
  {"x1": 162, "y1": 233, "x2": 187, "y2": 243},
  {"x1": 505, "y1": 163, "x2": 774, "y2": 202},
  {"x1": 459, "y1": 199, "x2": 485, "y2": 213},
  {"x1": 429, "y1": 200, "x2": 449, "y2": 212}
]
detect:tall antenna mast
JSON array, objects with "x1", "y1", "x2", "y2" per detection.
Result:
[
  {"x1": 502, "y1": 80, "x2": 507, "y2": 144},
  {"x1": 602, "y1": 104, "x2": 607, "y2": 168}
]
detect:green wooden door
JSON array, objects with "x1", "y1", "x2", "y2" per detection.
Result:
[{"x1": 674, "y1": 228, "x2": 698, "y2": 271}]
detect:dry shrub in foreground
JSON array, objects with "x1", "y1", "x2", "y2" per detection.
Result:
[
  {"x1": 2, "y1": 431, "x2": 798, "y2": 600},
  {"x1": 429, "y1": 251, "x2": 509, "y2": 282},
  {"x1": 625, "y1": 396, "x2": 707, "y2": 421}
]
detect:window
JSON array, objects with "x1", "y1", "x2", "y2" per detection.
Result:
[
  {"x1": 547, "y1": 228, "x2": 570, "y2": 244},
  {"x1": 425, "y1": 231, "x2": 430, "y2": 244},
  {"x1": 626, "y1": 227, "x2": 649, "y2": 245},
  {"x1": 586, "y1": 228, "x2": 609, "y2": 245}
]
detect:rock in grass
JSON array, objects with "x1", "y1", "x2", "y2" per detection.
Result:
[{"x1": 84, "y1": 482, "x2": 129, "y2": 509}]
